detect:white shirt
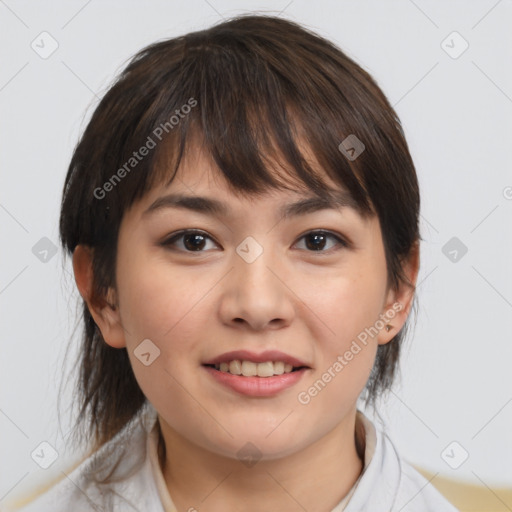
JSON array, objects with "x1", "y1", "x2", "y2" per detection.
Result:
[{"x1": 6, "y1": 403, "x2": 459, "y2": 512}]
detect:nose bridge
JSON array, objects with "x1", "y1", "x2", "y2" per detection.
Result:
[
  {"x1": 234, "y1": 234, "x2": 280, "y2": 292},
  {"x1": 235, "y1": 235, "x2": 270, "y2": 268},
  {"x1": 218, "y1": 235, "x2": 294, "y2": 330}
]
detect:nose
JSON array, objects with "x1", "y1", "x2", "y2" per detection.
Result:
[{"x1": 217, "y1": 244, "x2": 295, "y2": 331}]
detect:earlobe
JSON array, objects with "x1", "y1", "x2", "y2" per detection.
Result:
[
  {"x1": 377, "y1": 240, "x2": 420, "y2": 345},
  {"x1": 72, "y1": 244, "x2": 127, "y2": 349}
]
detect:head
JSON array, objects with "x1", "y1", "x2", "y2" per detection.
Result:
[{"x1": 61, "y1": 14, "x2": 420, "y2": 458}]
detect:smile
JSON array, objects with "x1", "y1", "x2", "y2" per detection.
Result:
[
  {"x1": 208, "y1": 360, "x2": 304, "y2": 377},
  {"x1": 201, "y1": 349, "x2": 311, "y2": 397}
]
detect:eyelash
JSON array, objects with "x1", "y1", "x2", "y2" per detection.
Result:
[{"x1": 160, "y1": 229, "x2": 349, "y2": 255}]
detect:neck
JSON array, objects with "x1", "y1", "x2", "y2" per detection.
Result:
[{"x1": 158, "y1": 409, "x2": 365, "y2": 512}]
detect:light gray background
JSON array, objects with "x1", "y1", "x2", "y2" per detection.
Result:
[{"x1": 1, "y1": 0, "x2": 511, "y2": 506}]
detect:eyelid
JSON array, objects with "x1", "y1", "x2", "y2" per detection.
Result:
[
  {"x1": 161, "y1": 229, "x2": 220, "y2": 251},
  {"x1": 296, "y1": 229, "x2": 349, "y2": 247},
  {"x1": 160, "y1": 228, "x2": 350, "y2": 253}
]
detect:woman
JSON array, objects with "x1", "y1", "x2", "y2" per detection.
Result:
[{"x1": 15, "y1": 14, "x2": 457, "y2": 512}]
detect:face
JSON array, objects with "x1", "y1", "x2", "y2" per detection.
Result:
[{"x1": 82, "y1": 145, "x2": 411, "y2": 461}]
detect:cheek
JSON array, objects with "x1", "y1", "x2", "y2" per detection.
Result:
[
  {"x1": 295, "y1": 277, "x2": 381, "y2": 415},
  {"x1": 116, "y1": 255, "x2": 206, "y2": 407},
  {"x1": 296, "y1": 257, "x2": 386, "y2": 392},
  {"x1": 305, "y1": 267, "x2": 386, "y2": 345},
  {"x1": 117, "y1": 251, "x2": 207, "y2": 343}
]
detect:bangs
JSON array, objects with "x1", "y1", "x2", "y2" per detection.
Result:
[{"x1": 103, "y1": 25, "x2": 375, "y2": 219}]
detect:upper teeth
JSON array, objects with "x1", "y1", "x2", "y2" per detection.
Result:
[{"x1": 215, "y1": 360, "x2": 295, "y2": 377}]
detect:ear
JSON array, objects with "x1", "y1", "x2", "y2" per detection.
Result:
[
  {"x1": 377, "y1": 240, "x2": 420, "y2": 345},
  {"x1": 72, "y1": 244, "x2": 127, "y2": 349}
]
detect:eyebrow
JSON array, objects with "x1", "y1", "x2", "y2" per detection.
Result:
[{"x1": 142, "y1": 191, "x2": 359, "y2": 220}]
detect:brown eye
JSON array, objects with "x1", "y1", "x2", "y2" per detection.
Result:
[
  {"x1": 295, "y1": 231, "x2": 348, "y2": 253},
  {"x1": 161, "y1": 229, "x2": 348, "y2": 255},
  {"x1": 162, "y1": 230, "x2": 218, "y2": 252}
]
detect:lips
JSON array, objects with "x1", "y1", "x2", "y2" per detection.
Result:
[{"x1": 202, "y1": 350, "x2": 311, "y2": 396}]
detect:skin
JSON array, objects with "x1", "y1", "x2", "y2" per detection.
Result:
[{"x1": 73, "y1": 143, "x2": 419, "y2": 512}]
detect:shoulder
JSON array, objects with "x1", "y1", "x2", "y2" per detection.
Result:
[
  {"x1": 344, "y1": 411, "x2": 459, "y2": 512},
  {"x1": 5, "y1": 403, "x2": 164, "y2": 512},
  {"x1": 393, "y1": 447, "x2": 460, "y2": 512}
]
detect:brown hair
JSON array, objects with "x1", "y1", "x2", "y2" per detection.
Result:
[{"x1": 59, "y1": 14, "x2": 419, "y2": 453}]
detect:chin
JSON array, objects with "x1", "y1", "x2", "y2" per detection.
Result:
[
  {"x1": 216, "y1": 422, "x2": 312, "y2": 461},
  {"x1": 209, "y1": 435, "x2": 307, "y2": 463}
]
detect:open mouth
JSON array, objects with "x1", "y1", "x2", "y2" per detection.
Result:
[{"x1": 203, "y1": 360, "x2": 309, "y2": 378}]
